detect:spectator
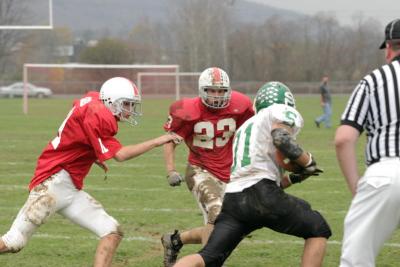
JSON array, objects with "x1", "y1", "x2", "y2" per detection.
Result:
[{"x1": 315, "y1": 76, "x2": 332, "y2": 128}]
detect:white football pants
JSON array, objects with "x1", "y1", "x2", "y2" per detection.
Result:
[{"x1": 2, "y1": 169, "x2": 119, "y2": 251}]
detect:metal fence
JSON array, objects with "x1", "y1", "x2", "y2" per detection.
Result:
[{"x1": 0, "y1": 79, "x2": 359, "y2": 98}]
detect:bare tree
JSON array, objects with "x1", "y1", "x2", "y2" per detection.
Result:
[
  {"x1": 127, "y1": 18, "x2": 166, "y2": 64},
  {"x1": 0, "y1": 0, "x2": 27, "y2": 79},
  {"x1": 167, "y1": 0, "x2": 232, "y2": 71}
]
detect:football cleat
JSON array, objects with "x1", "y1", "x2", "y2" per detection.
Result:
[{"x1": 161, "y1": 230, "x2": 183, "y2": 267}]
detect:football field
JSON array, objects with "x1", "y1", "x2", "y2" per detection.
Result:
[{"x1": 0, "y1": 96, "x2": 399, "y2": 267}]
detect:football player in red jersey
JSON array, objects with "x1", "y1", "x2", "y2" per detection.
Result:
[
  {"x1": 161, "y1": 67, "x2": 254, "y2": 267},
  {"x1": 0, "y1": 77, "x2": 181, "y2": 267}
]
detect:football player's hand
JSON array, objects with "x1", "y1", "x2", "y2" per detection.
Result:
[
  {"x1": 167, "y1": 170, "x2": 183, "y2": 186},
  {"x1": 288, "y1": 172, "x2": 311, "y2": 184},
  {"x1": 170, "y1": 132, "x2": 183, "y2": 145},
  {"x1": 95, "y1": 160, "x2": 108, "y2": 173},
  {"x1": 301, "y1": 153, "x2": 323, "y2": 176},
  {"x1": 155, "y1": 133, "x2": 183, "y2": 147},
  {"x1": 288, "y1": 154, "x2": 323, "y2": 184}
]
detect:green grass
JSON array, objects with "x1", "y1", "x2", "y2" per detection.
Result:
[{"x1": 0, "y1": 96, "x2": 399, "y2": 266}]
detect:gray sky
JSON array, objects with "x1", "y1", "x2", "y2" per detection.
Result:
[{"x1": 249, "y1": 0, "x2": 399, "y2": 26}]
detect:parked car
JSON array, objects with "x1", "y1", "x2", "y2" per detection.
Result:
[{"x1": 0, "y1": 82, "x2": 53, "y2": 98}]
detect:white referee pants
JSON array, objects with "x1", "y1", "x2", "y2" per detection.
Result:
[{"x1": 340, "y1": 158, "x2": 400, "y2": 267}]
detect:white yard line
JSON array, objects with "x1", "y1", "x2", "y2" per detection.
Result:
[
  {"x1": 0, "y1": 205, "x2": 350, "y2": 215},
  {"x1": 30, "y1": 233, "x2": 400, "y2": 247},
  {"x1": 0, "y1": 184, "x2": 348, "y2": 195}
]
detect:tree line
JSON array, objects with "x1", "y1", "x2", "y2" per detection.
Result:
[{"x1": 0, "y1": 0, "x2": 385, "y2": 84}]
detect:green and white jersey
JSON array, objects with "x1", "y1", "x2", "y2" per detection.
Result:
[{"x1": 226, "y1": 104, "x2": 303, "y2": 193}]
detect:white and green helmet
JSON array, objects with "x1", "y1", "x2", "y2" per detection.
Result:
[{"x1": 253, "y1": 81, "x2": 295, "y2": 113}]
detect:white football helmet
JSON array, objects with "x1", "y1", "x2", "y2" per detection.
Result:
[
  {"x1": 198, "y1": 67, "x2": 231, "y2": 109},
  {"x1": 99, "y1": 77, "x2": 142, "y2": 125}
]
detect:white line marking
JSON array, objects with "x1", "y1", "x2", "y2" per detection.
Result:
[
  {"x1": 0, "y1": 184, "x2": 169, "y2": 191},
  {"x1": 0, "y1": 184, "x2": 348, "y2": 195},
  {"x1": 29, "y1": 234, "x2": 400, "y2": 248},
  {"x1": 0, "y1": 205, "x2": 349, "y2": 215}
]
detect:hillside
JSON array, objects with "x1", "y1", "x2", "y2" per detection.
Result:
[{"x1": 51, "y1": 0, "x2": 303, "y2": 37}]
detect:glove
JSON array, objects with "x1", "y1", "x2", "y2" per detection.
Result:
[
  {"x1": 167, "y1": 171, "x2": 183, "y2": 186},
  {"x1": 288, "y1": 172, "x2": 312, "y2": 184},
  {"x1": 301, "y1": 153, "x2": 323, "y2": 176},
  {"x1": 288, "y1": 153, "x2": 323, "y2": 184}
]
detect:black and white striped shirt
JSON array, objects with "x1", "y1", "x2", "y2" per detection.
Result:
[{"x1": 341, "y1": 55, "x2": 400, "y2": 165}]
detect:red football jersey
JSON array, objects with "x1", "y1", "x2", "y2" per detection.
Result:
[
  {"x1": 164, "y1": 91, "x2": 254, "y2": 182},
  {"x1": 29, "y1": 92, "x2": 122, "y2": 191}
]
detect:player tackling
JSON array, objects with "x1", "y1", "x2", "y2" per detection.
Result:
[
  {"x1": 161, "y1": 67, "x2": 254, "y2": 266},
  {"x1": 0, "y1": 77, "x2": 181, "y2": 267}
]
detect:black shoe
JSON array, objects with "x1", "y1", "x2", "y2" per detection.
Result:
[
  {"x1": 161, "y1": 230, "x2": 183, "y2": 267},
  {"x1": 315, "y1": 120, "x2": 320, "y2": 128}
]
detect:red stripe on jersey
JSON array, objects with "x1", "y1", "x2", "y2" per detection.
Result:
[{"x1": 212, "y1": 67, "x2": 222, "y2": 84}]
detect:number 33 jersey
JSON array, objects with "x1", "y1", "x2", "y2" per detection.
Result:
[
  {"x1": 164, "y1": 91, "x2": 254, "y2": 183},
  {"x1": 227, "y1": 104, "x2": 303, "y2": 192}
]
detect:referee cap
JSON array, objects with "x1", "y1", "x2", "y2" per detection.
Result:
[{"x1": 379, "y1": 19, "x2": 400, "y2": 49}]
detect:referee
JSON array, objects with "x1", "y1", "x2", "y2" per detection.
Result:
[{"x1": 335, "y1": 19, "x2": 400, "y2": 267}]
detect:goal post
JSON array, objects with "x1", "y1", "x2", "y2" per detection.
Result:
[
  {"x1": 137, "y1": 72, "x2": 201, "y2": 101},
  {"x1": 22, "y1": 63, "x2": 180, "y2": 114}
]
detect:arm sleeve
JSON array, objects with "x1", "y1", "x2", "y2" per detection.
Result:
[
  {"x1": 83, "y1": 109, "x2": 122, "y2": 162},
  {"x1": 340, "y1": 79, "x2": 370, "y2": 133}
]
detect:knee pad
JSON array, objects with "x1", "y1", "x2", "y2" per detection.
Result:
[{"x1": 2, "y1": 229, "x2": 28, "y2": 253}]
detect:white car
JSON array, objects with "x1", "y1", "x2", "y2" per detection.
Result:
[{"x1": 0, "y1": 82, "x2": 53, "y2": 98}]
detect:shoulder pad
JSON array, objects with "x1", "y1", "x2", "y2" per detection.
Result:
[
  {"x1": 227, "y1": 91, "x2": 253, "y2": 113},
  {"x1": 269, "y1": 104, "x2": 303, "y2": 129},
  {"x1": 169, "y1": 98, "x2": 201, "y2": 121}
]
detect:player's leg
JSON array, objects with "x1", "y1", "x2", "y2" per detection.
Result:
[
  {"x1": 59, "y1": 190, "x2": 122, "y2": 267},
  {"x1": 175, "y1": 207, "x2": 253, "y2": 267},
  {"x1": 184, "y1": 164, "x2": 226, "y2": 244},
  {"x1": 249, "y1": 179, "x2": 331, "y2": 266},
  {"x1": 162, "y1": 164, "x2": 225, "y2": 267},
  {"x1": 302, "y1": 237, "x2": 327, "y2": 267},
  {"x1": 340, "y1": 160, "x2": 400, "y2": 267},
  {"x1": 323, "y1": 103, "x2": 332, "y2": 128},
  {"x1": 0, "y1": 201, "x2": 40, "y2": 253},
  {"x1": 0, "y1": 170, "x2": 73, "y2": 253},
  {"x1": 94, "y1": 233, "x2": 122, "y2": 267},
  {"x1": 174, "y1": 254, "x2": 205, "y2": 267}
]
